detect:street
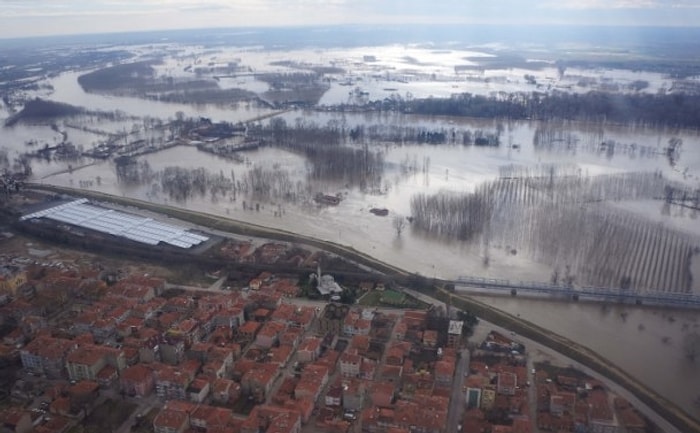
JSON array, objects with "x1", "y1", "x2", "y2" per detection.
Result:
[{"x1": 447, "y1": 348, "x2": 469, "y2": 433}]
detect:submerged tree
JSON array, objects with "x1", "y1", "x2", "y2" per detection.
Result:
[{"x1": 392, "y1": 215, "x2": 406, "y2": 237}]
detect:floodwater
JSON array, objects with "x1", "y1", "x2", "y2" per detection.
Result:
[
  {"x1": 46, "y1": 71, "x2": 274, "y2": 123},
  {"x1": 4, "y1": 44, "x2": 700, "y2": 419}
]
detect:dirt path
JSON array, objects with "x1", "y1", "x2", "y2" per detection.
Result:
[{"x1": 39, "y1": 161, "x2": 99, "y2": 179}]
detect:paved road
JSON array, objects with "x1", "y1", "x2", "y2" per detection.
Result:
[
  {"x1": 283, "y1": 296, "x2": 410, "y2": 317},
  {"x1": 526, "y1": 356, "x2": 540, "y2": 433},
  {"x1": 446, "y1": 348, "x2": 469, "y2": 433}
]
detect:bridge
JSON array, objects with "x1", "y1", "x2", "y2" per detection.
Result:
[{"x1": 454, "y1": 276, "x2": 700, "y2": 308}]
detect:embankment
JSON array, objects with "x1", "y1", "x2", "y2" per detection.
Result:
[{"x1": 24, "y1": 183, "x2": 407, "y2": 278}]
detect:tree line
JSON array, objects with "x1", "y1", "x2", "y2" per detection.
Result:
[
  {"x1": 254, "y1": 118, "x2": 384, "y2": 189},
  {"x1": 336, "y1": 91, "x2": 700, "y2": 129}
]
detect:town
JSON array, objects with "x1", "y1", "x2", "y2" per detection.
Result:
[{"x1": 0, "y1": 201, "x2": 657, "y2": 433}]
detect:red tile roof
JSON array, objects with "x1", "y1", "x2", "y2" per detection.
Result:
[
  {"x1": 121, "y1": 364, "x2": 153, "y2": 382},
  {"x1": 22, "y1": 336, "x2": 75, "y2": 361},
  {"x1": 298, "y1": 336, "x2": 321, "y2": 353},
  {"x1": 66, "y1": 344, "x2": 107, "y2": 366},
  {"x1": 238, "y1": 320, "x2": 261, "y2": 336},
  {"x1": 68, "y1": 380, "x2": 99, "y2": 396},
  {"x1": 154, "y1": 408, "x2": 189, "y2": 430}
]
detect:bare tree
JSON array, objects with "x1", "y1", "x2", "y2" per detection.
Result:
[{"x1": 392, "y1": 216, "x2": 406, "y2": 237}]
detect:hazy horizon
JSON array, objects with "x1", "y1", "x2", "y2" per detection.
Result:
[{"x1": 1, "y1": 0, "x2": 700, "y2": 39}]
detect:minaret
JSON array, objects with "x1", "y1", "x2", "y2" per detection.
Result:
[
  {"x1": 446, "y1": 293, "x2": 451, "y2": 319},
  {"x1": 317, "y1": 263, "x2": 322, "y2": 290}
]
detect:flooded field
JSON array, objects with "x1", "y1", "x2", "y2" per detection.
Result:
[{"x1": 2, "y1": 38, "x2": 700, "y2": 417}]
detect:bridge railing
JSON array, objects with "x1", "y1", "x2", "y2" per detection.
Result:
[{"x1": 455, "y1": 276, "x2": 700, "y2": 307}]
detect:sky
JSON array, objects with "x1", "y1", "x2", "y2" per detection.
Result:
[{"x1": 0, "y1": 0, "x2": 699, "y2": 39}]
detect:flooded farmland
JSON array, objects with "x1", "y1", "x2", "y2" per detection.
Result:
[{"x1": 2, "y1": 38, "x2": 700, "y2": 417}]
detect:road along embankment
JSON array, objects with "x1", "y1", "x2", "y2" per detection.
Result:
[
  {"x1": 23, "y1": 183, "x2": 408, "y2": 278},
  {"x1": 435, "y1": 288, "x2": 700, "y2": 433},
  {"x1": 20, "y1": 184, "x2": 700, "y2": 433}
]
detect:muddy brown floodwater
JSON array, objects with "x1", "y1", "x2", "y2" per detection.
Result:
[{"x1": 5, "y1": 45, "x2": 700, "y2": 420}]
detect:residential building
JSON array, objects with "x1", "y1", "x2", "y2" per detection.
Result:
[
  {"x1": 20, "y1": 336, "x2": 76, "y2": 378},
  {"x1": 371, "y1": 382, "x2": 396, "y2": 408},
  {"x1": 284, "y1": 398, "x2": 314, "y2": 425},
  {"x1": 295, "y1": 364, "x2": 329, "y2": 402},
  {"x1": 159, "y1": 340, "x2": 186, "y2": 365},
  {"x1": 343, "y1": 310, "x2": 371, "y2": 337},
  {"x1": 241, "y1": 405, "x2": 301, "y2": 433},
  {"x1": 447, "y1": 320, "x2": 463, "y2": 349},
  {"x1": 241, "y1": 363, "x2": 279, "y2": 402},
  {"x1": 271, "y1": 303, "x2": 315, "y2": 330},
  {"x1": 497, "y1": 372, "x2": 517, "y2": 396},
  {"x1": 466, "y1": 388, "x2": 482, "y2": 409},
  {"x1": 187, "y1": 378, "x2": 211, "y2": 403},
  {"x1": 269, "y1": 345, "x2": 294, "y2": 368},
  {"x1": 342, "y1": 379, "x2": 365, "y2": 412},
  {"x1": 153, "y1": 408, "x2": 190, "y2": 433},
  {"x1": 255, "y1": 321, "x2": 286, "y2": 349},
  {"x1": 325, "y1": 384, "x2": 342, "y2": 407},
  {"x1": 0, "y1": 408, "x2": 32, "y2": 433},
  {"x1": 319, "y1": 303, "x2": 349, "y2": 335},
  {"x1": 211, "y1": 377, "x2": 241, "y2": 405},
  {"x1": 120, "y1": 364, "x2": 154, "y2": 397},
  {"x1": 316, "y1": 349, "x2": 341, "y2": 375},
  {"x1": 279, "y1": 328, "x2": 303, "y2": 349},
  {"x1": 589, "y1": 390, "x2": 619, "y2": 433},
  {"x1": 435, "y1": 360, "x2": 455, "y2": 387},
  {"x1": 190, "y1": 405, "x2": 233, "y2": 432},
  {"x1": 393, "y1": 320, "x2": 407, "y2": 341},
  {"x1": 96, "y1": 364, "x2": 119, "y2": 388},
  {"x1": 481, "y1": 388, "x2": 496, "y2": 410},
  {"x1": 350, "y1": 335, "x2": 370, "y2": 353},
  {"x1": 0, "y1": 266, "x2": 26, "y2": 296},
  {"x1": 422, "y1": 330, "x2": 438, "y2": 348},
  {"x1": 550, "y1": 392, "x2": 576, "y2": 417},
  {"x1": 154, "y1": 363, "x2": 193, "y2": 401},
  {"x1": 339, "y1": 351, "x2": 361, "y2": 378},
  {"x1": 297, "y1": 337, "x2": 322, "y2": 363},
  {"x1": 33, "y1": 415, "x2": 71, "y2": 433},
  {"x1": 65, "y1": 344, "x2": 125, "y2": 382},
  {"x1": 238, "y1": 320, "x2": 261, "y2": 342},
  {"x1": 66, "y1": 380, "x2": 100, "y2": 415},
  {"x1": 212, "y1": 306, "x2": 245, "y2": 329}
]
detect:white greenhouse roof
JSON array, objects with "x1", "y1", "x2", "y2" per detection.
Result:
[{"x1": 21, "y1": 199, "x2": 209, "y2": 249}]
